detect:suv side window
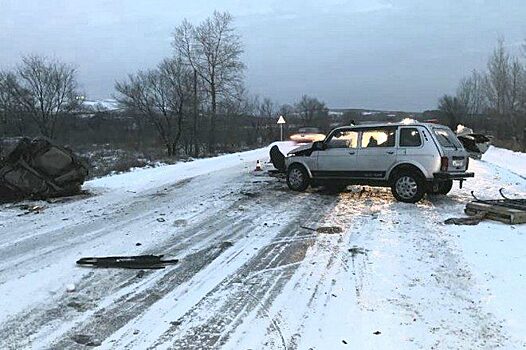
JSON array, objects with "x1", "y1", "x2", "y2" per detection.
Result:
[
  {"x1": 400, "y1": 128, "x2": 422, "y2": 147},
  {"x1": 326, "y1": 130, "x2": 358, "y2": 148},
  {"x1": 361, "y1": 128, "x2": 396, "y2": 148}
]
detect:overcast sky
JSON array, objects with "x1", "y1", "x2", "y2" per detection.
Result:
[{"x1": 1, "y1": 0, "x2": 525, "y2": 111}]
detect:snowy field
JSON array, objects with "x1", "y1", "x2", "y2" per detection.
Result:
[{"x1": 0, "y1": 143, "x2": 525, "y2": 349}]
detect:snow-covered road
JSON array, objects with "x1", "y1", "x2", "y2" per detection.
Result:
[{"x1": 0, "y1": 144, "x2": 525, "y2": 349}]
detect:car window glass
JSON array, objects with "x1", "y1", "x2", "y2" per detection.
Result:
[
  {"x1": 326, "y1": 130, "x2": 358, "y2": 148},
  {"x1": 361, "y1": 129, "x2": 396, "y2": 148},
  {"x1": 433, "y1": 128, "x2": 462, "y2": 148},
  {"x1": 400, "y1": 128, "x2": 422, "y2": 147}
]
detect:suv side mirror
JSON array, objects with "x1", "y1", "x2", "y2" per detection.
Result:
[{"x1": 312, "y1": 141, "x2": 326, "y2": 151}]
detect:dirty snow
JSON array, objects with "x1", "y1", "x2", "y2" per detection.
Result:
[{"x1": 0, "y1": 142, "x2": 524, "y2": 349}]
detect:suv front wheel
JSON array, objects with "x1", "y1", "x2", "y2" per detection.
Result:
[
  {"x1": 391, "y1": 171, "x2": 425, "y2": 203},
  {"x1": 287, "y1": 164, "x2": 310, "y2": 192}
]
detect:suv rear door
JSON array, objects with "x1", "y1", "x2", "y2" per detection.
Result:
[
  {"x1": 397, "y1": 126, "x2": 428, "y2": 167},
  {"x1": 432, "y1": 127, "x2": 469, "y2": 172},
  {"x1": 354, "y1": 127, "x2": 397, "y2": 179}
]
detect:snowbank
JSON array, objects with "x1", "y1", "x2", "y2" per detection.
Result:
[
  {"x1": 88, "y1": 141, "x2": 296, "y2": 192},
  {"x1": 482, "y1": 146, "x2": 526, "y2": 178}
]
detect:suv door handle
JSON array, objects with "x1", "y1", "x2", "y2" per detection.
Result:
[
  {"x1": 348, "y1": 151, "x2": 355, "y2": 155},
  {"x1": 386, "y1": 151, "x2": 395, "y2": 154}
]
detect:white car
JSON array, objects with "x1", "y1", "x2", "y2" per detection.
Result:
[
  {"x1": 289, "y1": 127, "x2": 325, "y2": 143},
  {"x1": 284, "y1": 122, "x2": 474, "y2": 203}
]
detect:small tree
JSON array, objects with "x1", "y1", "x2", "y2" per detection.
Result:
[
  {"x1": 0, "y1": 71, "x2": 17, "y2": 136},
  {"x1": 7, "y1": 55, "x2": 80, "y2": 139},
  {"x1": 457, "y1": 70, "x2": 487, "y2": 116},
  {"x1": 116, "y1": 58, "x2": 193, "y2": 156},
  {"x1": 485, "y1": 39, "x2": 514, "y2": 116},
  {"x1": 438, "y1": 95, "x2": 466, "y2": 130},
  {"x1": 295, "y1": 95, "x2": 329, "y2": 130}
]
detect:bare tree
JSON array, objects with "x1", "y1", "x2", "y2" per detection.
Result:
[
  {"x1": 115, "y1": 58, "x2": 193, "y2": 156},
  {"x1": 509, "y1": 58, "x2": 524, "y2": 113},
  {"x1": 7, "y1": 55, "x2": 80, "y2": 139},
  {"x1": 438, "y1": 94, "x2": 466, "y2": 129},
  {"x1": 0, "y1": 71, "x2": 18, "y2": 136},
  {"x1": 173, "y1": 11, "x2": 245, "y2": 153},
  {"x1": 295, "y1": 95, "x2": 328, "y2": 126},
  {"x1": 278, "y1": 104, "x2": 295, "y2": 118},
  {"x1": 485, "y1": 39, "x2": 513, "y2": 115},
  {"x1": 259, "y1": 97, "x2": 275, "y2": 119},
  {"x1": 457, "y1": 70, "x2": 486, "y2": 116}
]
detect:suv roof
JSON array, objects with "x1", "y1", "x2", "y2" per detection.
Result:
[{"x1": 332, "y1": 121, "x2": 448, "y2": 131}]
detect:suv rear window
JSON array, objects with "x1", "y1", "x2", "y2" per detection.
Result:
[
  {"x1": 400, "y1": 128, "x2": 422, "y2": 147},
  {"x1": 433, "y1": 128, "x2": 462, "y2": 148}
]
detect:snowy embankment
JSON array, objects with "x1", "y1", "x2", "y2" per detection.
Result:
[
  {"x1": 481, "y1": 145, "x2": 526, "y2": 179},
  {"x1": 0, "y1": 143, "x2": 524, "y2": 349},
  {"x1": 89, "y1": 142, "x2": 295, "y2": 192}
]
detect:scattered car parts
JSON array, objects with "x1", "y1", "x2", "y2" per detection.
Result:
[{"x1": 456, "y1": 125, "x2": 491, "y2": 160}]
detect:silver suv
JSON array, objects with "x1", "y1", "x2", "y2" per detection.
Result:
[{"x1": 284, "y1": 121, "x2": 474, "y2": 203}]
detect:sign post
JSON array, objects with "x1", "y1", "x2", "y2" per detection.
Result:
[{"x1": 277, "y1": 115, "x2": 286, "y2": 141}]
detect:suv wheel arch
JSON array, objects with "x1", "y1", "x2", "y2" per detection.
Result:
[
  {"x1": 389, "y1": 164, "x2": 427, "y2": 203},
  {"x1": 388, "y1": 163, "x2": 426, "y2": 184}
]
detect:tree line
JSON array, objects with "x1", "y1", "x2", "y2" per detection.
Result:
[
  {"x1": 436, "y1": 38, "x2": 526, "y2": 149},
  {"x1": 0, "y1": 11, "x2": 333, "y2": 158}
]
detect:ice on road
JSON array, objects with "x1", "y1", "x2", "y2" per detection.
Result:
[{"x1": 0, "y1": 143, "x2": 524, "y2": 349}]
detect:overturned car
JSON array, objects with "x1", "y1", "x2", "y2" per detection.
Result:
[{"x1": 0, "y1": 138, "x2": 89, "y2": 201}]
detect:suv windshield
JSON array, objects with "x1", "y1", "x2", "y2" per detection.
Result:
[{"x1": 433, "y1": 128, "x2": 462, "y2": 148}]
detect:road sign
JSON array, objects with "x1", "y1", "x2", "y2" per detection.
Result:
[{"x1": 277, "y1": 116, "x2": 286, "y2": 141}]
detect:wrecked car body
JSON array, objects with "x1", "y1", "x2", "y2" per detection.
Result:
[
  {"x1": 456, "y1": 125, "x2": 491, "y2": 160},
  {"x1": 0, "y1": 138, "x2": 89, "y2": 201}
]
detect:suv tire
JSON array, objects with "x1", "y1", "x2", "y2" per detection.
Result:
[
  {"x1": 287, "y1": 164, "x2": 310, "y2": 192},
  {"x1": 428, "y1": 180, "x2": 453, "y2": 195},
  {"x1": 391, "y1": 171, "x2": 425, "y2": 203},
  {"x1": 437, "y1": 180, "x2": 453, "y2": 195}
]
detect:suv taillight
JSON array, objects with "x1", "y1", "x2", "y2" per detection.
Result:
[
  {"x1": 440, "y1": 157, "x2": 449, "y2": 172},
  {"x1": 466, "y1": 157, "x2": 469, "y2": 169}
]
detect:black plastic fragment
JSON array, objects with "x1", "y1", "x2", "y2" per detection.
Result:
[{"x1": 76, "y1": 255, "x2": 178, "y2": 269}]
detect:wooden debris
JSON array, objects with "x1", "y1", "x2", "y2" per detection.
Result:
[{"x1": 465, "y1": 201, "x2": 526, "y2": 225}]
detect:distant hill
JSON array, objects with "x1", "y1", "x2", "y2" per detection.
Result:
[{"x1": 81, "y1": 99, "x2": 123, "y2": 112}]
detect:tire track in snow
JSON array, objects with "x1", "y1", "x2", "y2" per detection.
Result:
[
  {"x1": 0, "y1": 178, "x2": 195, "y2": 280},
  {"x1": 145, "y1": 194, "x2": 341, "y2": 350},
  {"x1": 0, "y1": 174, "x2": 311, "y2": 349}
]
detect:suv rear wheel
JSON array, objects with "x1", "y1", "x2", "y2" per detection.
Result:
[
  {"x1": 287, "y1": 164, "x2": 310, "y2": 192},
  {"x1": 391, "y1": 171, "x2": 425, "y2": 203},
  {"x1": 428, "y1": 180, "x2": 453, "y2": 195}
]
